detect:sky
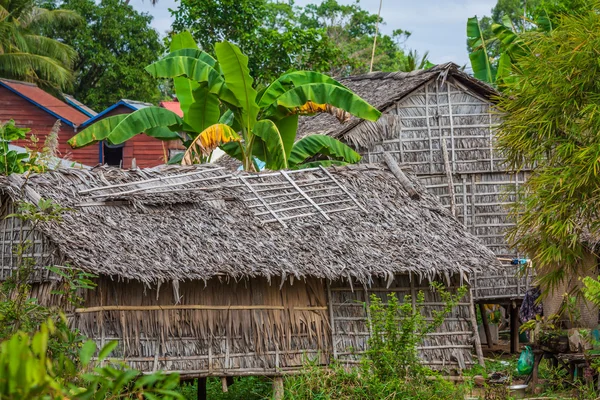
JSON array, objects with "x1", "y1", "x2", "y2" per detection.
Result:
[{"x1": 128, "y1": 0, "x2": 497, "y2": 68}]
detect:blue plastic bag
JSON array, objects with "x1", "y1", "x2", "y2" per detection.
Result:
[{"x1": 517, "y1": 345, "x2": 534, "y2": 375}]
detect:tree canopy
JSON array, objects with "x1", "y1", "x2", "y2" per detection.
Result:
[
  {"x1": 495, "y1": 2, "x2": 600, "y2": 289},
  {"x1": 170, "y1": 0, "x2": 430, "y2": 87},
  {"x1": 40, "y1": 0, "x2": 164, "y2": 111}
]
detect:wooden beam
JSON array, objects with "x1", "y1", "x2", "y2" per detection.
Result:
[
  {"x1": 510, "y1": 300, "x2": 520, "y2": 354},
  {"x1": 272, "y1": 377, "x2": 284, "y2": 400},
  {"x1": 382, "y1": 152, "x2": 420, "y2": 200},
  {"x1": 479, "y1": 303, "x2": 493, "y2": 349}
]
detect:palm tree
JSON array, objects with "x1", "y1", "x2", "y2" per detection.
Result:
[{"x1": 0, "y1": 0, "x2": 81, "y2": 90}]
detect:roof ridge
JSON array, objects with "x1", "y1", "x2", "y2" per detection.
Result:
[{"x1": 0, "y1": 78, "x2": 38, "y2": 87}]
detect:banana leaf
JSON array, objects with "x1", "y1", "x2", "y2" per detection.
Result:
[
  {"x1": 288, "y1": 134, "x2": 361, "y2": 167},
  {"x1": 182, "y1": 123, "x2": 240, "y2": 165},
  {"x1": 252, "y1": 119, "x2": 287, "y2": 169},
  {"x1": 68, "y1": 114, "x2": 126, "y2": 148},
  {"x1": 215, "y1": 41, "x2": 259, "y2": 132},
  {"x1": 169, "y1": 31, "x2": 197, "y2": 51},
  {"x1": 186, "y1": 86, "x2": 221, "y2": 133},
  {"x1": 106, "y1": 107, "x2": 182, "y2": 145},
  {"x1": 145, "y1": 56, "x2": 239, "y2": 107},
  {"x1": 258, "y1": 71, "x2": 348, "y2": 108},
  {"x1": 165, "y1": 48, "x2": 220, "y2": 71},
  {"x1": 263, "y1": 83, "x2": 381, "y2": 122},
  {"x1": 467, "y1": 16, "x2": 496, "y2": 84}
]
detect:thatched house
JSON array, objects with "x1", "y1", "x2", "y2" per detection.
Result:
[
  {"x1": 296, "y1": 63, "x2": 533, "y2": 304},
  {"x1": 0, "y1": 162, "x2": 499, "y2": 377}
]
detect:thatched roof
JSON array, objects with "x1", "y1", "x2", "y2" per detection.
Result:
[
  {"x1": 1, "y1": 163, "x2": 499, "y2": 284},
  {"x1": 297, "y1": 63, "x2": 498, "y2": 141}
]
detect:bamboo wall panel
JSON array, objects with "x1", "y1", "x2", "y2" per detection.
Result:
[
  {"x1": 72, "y1": 277, "x2": 330, "y2": 375},
  {"x1": 0, "y1": 197, "x2": 60, "y2": 282},
  {"x1": 364, "y1": 79, "x2": 503, "y2": 176},
  {"x1": 330, "y1": 274, "x2": 477, "y2": 370}
]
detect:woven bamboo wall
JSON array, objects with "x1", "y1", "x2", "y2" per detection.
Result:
[
  {"x1": 0, "y1": 197, "x2": 61, "y2": 282},
  {"x1": 348, "y1": 78, "x2": 531, "y2": 300},
  {"x1": 362, "y1": 79, "x2": 503, "y2": 175},
  {"x1": 72, "y1": 277, "x2": 331, "y2": 376},
  {"x1": 328, "y1": 274, "x2": 478, "y2": 370}
]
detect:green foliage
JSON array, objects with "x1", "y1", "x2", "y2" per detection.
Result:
[
  {"x1": 495, "y1": 2, "x2": 600, "y2": 289},
  {"x1": 0, "y1": 0, "x2": 80, "y2": 90},
  {"x1": 178, "y1": 377, "x2": 272, "y2": 400},
  {"x1": 285, "y1": 283, "x2": 469, "y2": 399},
  {"x1": 0, "y1": 198, "x2": 184, "y2": 399},
  {"x1": 71, "y1": 35, "x2": 375, "y2": 171},
  {"x1": 170, "y1": 0, "x2": 431, "y2": 87},
  {"x1": 0, "y1": 121, "x2": 31, "y2": 175},
  {"x1": 40, "y1": 0, "x2": 164, "y2": 110},
  {"x1": 367, "y1": 283, "x2": 468, "y2": 380},
  {"x1": 467, "y1": 0, "x2": 595, "y2": 87}
]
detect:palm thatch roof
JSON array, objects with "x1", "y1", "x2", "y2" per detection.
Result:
[{"x1": 1, "y1": 162, "x2": 499, "y2": 284}]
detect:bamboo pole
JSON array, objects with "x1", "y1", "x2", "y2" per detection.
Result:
[
  {"x1": 382, "y1": 152, "x2": 420, "y2": 199},
  {"x1": 369, "y1": 0, "x2": 383, "y2": 73},
  {"x1": 468, "y1": 288, "x2": 485, "y2": 366},
  {"x1": 75, "y1": 305, "x2": 287, "y2": 313}
]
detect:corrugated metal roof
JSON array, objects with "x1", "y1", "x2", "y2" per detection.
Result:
[
  {"x1": 159, "y1": 101, "x2": 183, "y2": 117},
  {"x1": 0, "y1": 79, "x2": 90, "y2": 127},
  {"x1": 64, "y1": 95, "x2": 97, "y2": 118},
  {"x1": 81, "y1": 99, "x2": 154, "y2": 127}
]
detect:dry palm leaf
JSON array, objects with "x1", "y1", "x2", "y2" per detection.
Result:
[
  {"x1": 182, "y1": 123, "x2": 240, "y2": 165},
  {"x1": 293, "y1": 101, "x2": 351, "y2": 123}
]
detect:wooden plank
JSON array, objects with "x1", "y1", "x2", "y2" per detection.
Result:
[
  {"x1": 75, "y1": 305, "x2": 287, "y2": 313},
  {"x1": 469, "y1": 288, "x2": 485, "y2": 366},
  {"x1": 425, "y1": 84, "x2": 433, "y2": 174}
]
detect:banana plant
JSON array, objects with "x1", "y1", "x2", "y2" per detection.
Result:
[{"x1": 68, "y1": 31, "x2": 381, "y2": 171}]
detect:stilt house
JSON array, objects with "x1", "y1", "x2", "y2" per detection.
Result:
[
  {"x1": 0, "y1": 162, "x2": 500, "y2": 376},
  {"x1": 297, "y1": 63, "x2": 533, "y2": 302}
]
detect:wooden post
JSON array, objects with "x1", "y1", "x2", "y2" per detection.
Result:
[
  {"x1": 197, "y1": 377, "x2": 207, "y2": 400},
  {"x1": 221, "y1": 377, "x2": 228, "y2": 393},
  {"x1": 468, "y1": 289, "x2": 485, "y2": 366},
  {"x1": 510, "y1": 300, "x2": 520, "y2": 354},
  {"x1": 479, "y1": 303, "x2": 493, "y2": 349},
  {"x1": 272, "y1": 377, "x2": 284, "y2": 400}
]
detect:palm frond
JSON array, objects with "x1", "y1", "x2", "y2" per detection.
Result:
[
  {"x1": 23, "y1": 34, "x2": 76, "y2": 66},
  {"x1": 0, "y1": 52, "x2": 72, "y2": 87},
  {"x1": 22, "y1": 8, "x2": 82, "y2": 29}
]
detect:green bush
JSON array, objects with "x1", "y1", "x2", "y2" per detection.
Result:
[{"x1": 285, "y1": 284, "x2": 468, "y2": 399}]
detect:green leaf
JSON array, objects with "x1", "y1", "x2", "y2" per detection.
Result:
[
  {"x1": 289, "y1": 134, "x2": 361, "y2": 167},
  {"x1": 219, "y1": 141, "x2": 243, "y2": 162},
  {"x1": 98, "y1": 341, "x2": 118, "y2": 362},
  {"x1": 252, "y1": 120, "x2": 288, "y2": 169},
  {"x1": 186, "y1": 86, "x2": 221, "y2": 133},
  {"x1": 146, "y1": 126, "x2": 181, "y2": 141},
  {"x1": 467, "y1": 16, "x2": 495, "y2": 84},
  {"x1": 173, "y1": 77, "x2": 200, "y2": 118},
  {"x1": 165, "y1": 48, "x2": 219, "y2": 71},
  {"x1": 79, "y1": 340, "x2": 96, "y2": 367},
  {"x1": 274, "y1": 114, "x2": 299, "y2": 160},
  {"x1": 263, "y1": 83, "x2": 381, "y2": 121},
  {"x1": 107, "y1": 107, "x2": 183, "y2": 145},
  {"x1": 68, "y1": 114, "x2": 126, "y2": 148},
  {"x1": 167, "y1": 152, "x2": 184, "y2": 165},
  {"x1": 214, "y1": 41, "x2": 259, "y2": 131},
  {"x1": 290, "y1": 160, "x2": 349, "y2": 169},
  {"x1": 258, "y1": 71, "x2": 348, "y2": 108},
  {"x1": 145, "y1": 56, "x2": 239, "y2": 107},
  {"x1": 169, "y1": 31, "x2": 197, "y2": 52}
]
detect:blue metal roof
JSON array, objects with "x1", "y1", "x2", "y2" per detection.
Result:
[{"x1": 81, "y1": 99, "x2": 153, "y2": 127}]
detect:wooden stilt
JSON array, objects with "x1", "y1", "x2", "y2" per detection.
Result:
[
  {"x1": 221, "y1": 377, "x2": 228, "y2": 393},
  {"x1": 510, "y1": 300, "x2": 520, "y2": 354},
  {"x1": 197, "y1": 377, "x2": 207, "y2": 400},
  {"x1": 226, "y1": 376, "x2": 234, "y2": 387},
  {"x1": 272, "y1": 376, "x2": 284, "y2": 400},
  {"x1": 479, "y1": 303, "x2": 493, "y2": 349}
]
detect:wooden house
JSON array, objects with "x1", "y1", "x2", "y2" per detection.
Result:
[
  {"x1": 297, "y1": 63, "x2": 533, "y2": 305},
  {"x1": 0, "y1": 161, "x2": 499, "y2": 378},
  {"x1": 0, "y1": 79, "x2": 98, "y2": 166},
  {"x1": 83, "y1": 99, "x2": 175, "y2": 168}
]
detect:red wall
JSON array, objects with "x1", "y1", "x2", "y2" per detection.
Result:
[
  {"x1": 0, "y1": 86, "x2": 99, "y2": 166},
  {"x1": 98, "y1": 105, "x2": 168, "y2": 168}
]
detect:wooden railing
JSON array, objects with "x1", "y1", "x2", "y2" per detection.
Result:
[{"x1": 471, "y1": 259, "x2": 534, "y2": 302}]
